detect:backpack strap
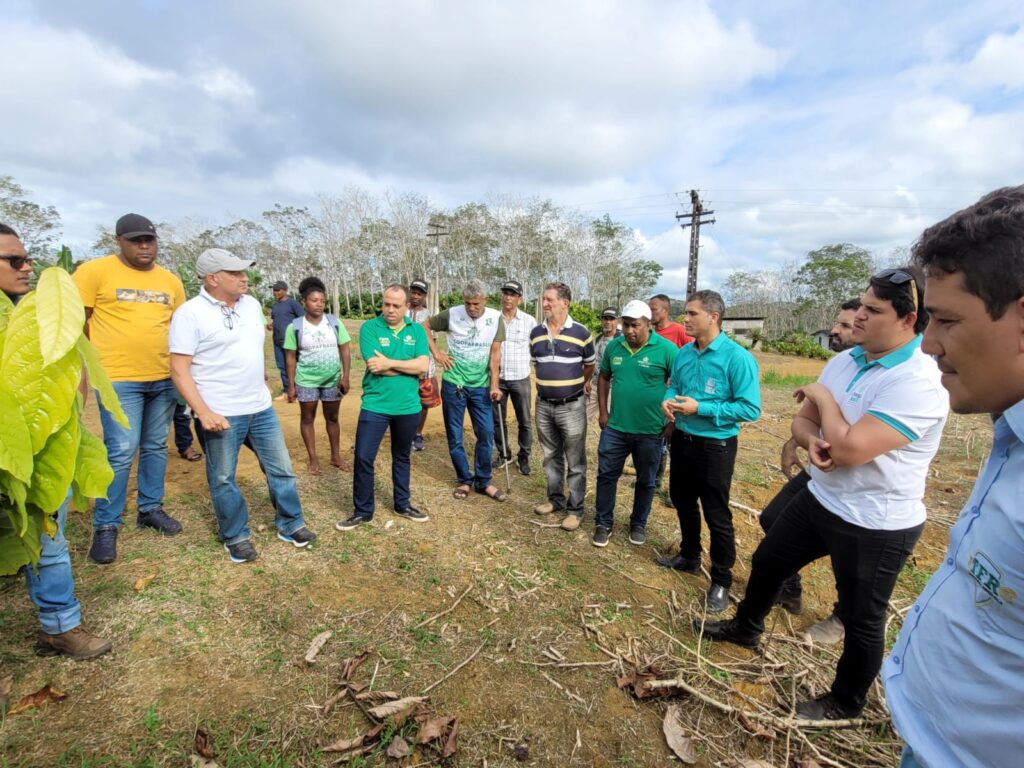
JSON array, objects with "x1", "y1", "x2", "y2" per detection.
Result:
[{"x1": 290, "y1": 316, "x2": 304, "y2": 350}]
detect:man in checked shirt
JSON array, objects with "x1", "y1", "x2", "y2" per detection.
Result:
[{"x1": 492, "y1": 279, "x2": 536, "y2": 476}]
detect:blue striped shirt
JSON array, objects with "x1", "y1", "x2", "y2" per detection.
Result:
[{"x1": 529, "y1": 316, "x2": 596, "y2": 400}]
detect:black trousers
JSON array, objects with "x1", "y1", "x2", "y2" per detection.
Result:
[
  {"x1": 759, "y1": 470, "x2": 810, "y2": 598},
  {"x1": 669, "y1": 431, "x2": 739, "y2": 588},
  {"x1": 736, "y1": 487, "x2": 922, "y2": 712}
]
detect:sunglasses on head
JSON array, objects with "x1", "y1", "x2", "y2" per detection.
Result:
[
  {"x1": 0, "y1": 255, "x2": 33, "y2": 270},
  {"x1": 874, "y1": 268, "x2": 918, "y2": 313}
]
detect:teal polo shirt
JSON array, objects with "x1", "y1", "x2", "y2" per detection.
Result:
[
  {"x1": 359, "y1": 315, "x2": 429, "y2": 416},
  {"x1": 600, "y1": 333, "x2": 677, "y2": 435},
  {"x1": 665, "y1": 332, "x2": 761, "y2": 438}
]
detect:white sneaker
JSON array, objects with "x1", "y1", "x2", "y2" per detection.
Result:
[{"x1": 803, "y1": 614, "x2": 845, "y2": 646}]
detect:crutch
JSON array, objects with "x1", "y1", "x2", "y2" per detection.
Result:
[{"x1": 496, "y1": 397, "x2": 513, "y2": 495}]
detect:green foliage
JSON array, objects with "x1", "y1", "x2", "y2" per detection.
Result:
[
  {"x1": 0, "y1": 267, "x2": 122, "y2": 576},
  {"x1": 796, "y1": 243, "x2": 873, "y2": 317},
  {"x1": 568, "y1": 302, "x2": 602, "y2": 336},
  {"x1": 0, "y1": 175, "x2": 61, "y2": 257},
  {"x1": 763, "y1": 331, "x2": 834, "y2": 360},
  {"x1": 761, "y1": 369, "x2": 818, "y2": 388}
]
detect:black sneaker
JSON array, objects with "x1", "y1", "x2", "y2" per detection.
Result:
[
  {"x1": 224, "y1": 540, "x2": 259, "y2": 563},
  {"x1": 88, "y1": 528, "x2": 118, "y2": 565},
  {"x1": 795, "y1": 693, "x2": 861, "y2": 721},
  {"x1": 628, "y1": 525, "x2": 646, "y2": 545},
  {"x1": 412, "y1": 434, "x2": 425, "y2": 452},
  {"x1": 394, "y1": 505, "x2": 429, "y2": 523},
  {"x1": 692, "y1": 618, "x2": 760, "y2": 650},
  {"x1": 592, "y1": 526, "x2": 611, "y2": 547},
  {"x1": 655, "y1": 552, "x2": 700, "y2": 573},
  {"x1": 278, "y1": 527, "x2": 317, "y2": 547},
  {"x1": 335, "y1": 514, "x2": 371, "y2": 531},
  {"x1": 137, "y1": 508, "x2": 183, "y2": 536},
  {"x1": 494, "y1": 454, "x2": 513, "y2": 469},
  {"x1": 517, "y1": 457, "x2": 531, "y2": 476}
]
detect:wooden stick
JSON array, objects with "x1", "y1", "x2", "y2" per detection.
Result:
[
  {"x1": 411, "y1": 583, "x2": 473, "y2": 630},
  {"x1": 421, "y1": 638, "x2": 488, "y2": 694}
]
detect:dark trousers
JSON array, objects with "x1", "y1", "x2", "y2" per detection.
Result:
[
  {"x1": 759, "y1": 470, "x2": 811, "y2": 598},
  {"x1": 669, "y1": 431, "x2": 739, "y2": 588},
  {"x1": 595, "y1": 428, "x2": 662, "y2": 529},
  {"x1": 735, "y1": 488, "x2": 923, "y2": 712},
  {"x1": 273, "y1": 343, "x2": 289, "y2": 390},
  {"x1": 492, "y1": 377, "x2": 532, "y2": 461},
  {"x1": 172, "y1": 401, "x2": 194, "y2": 454},
  {"x1": 352, "y1": 409, "x2": 419, "y2": 519}
]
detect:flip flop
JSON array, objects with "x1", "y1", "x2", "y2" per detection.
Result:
[
  {"x1": 179, "y1": 446, "x2": 203, "y2": 462},
  {"x1": 477, "y1": 486, "x2": 507, "y2": 503},
  {"x1": 453, "y1": 484, "x2": 471, "y2": 500}
]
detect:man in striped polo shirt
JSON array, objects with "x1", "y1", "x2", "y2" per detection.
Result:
[{"x1": 530, "y1": 282, "x2": 597, "y2": 531}]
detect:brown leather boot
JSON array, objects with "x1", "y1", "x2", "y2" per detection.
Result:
[{"x1": 36, "y1": 627, "x2": 112, "y2": 661}]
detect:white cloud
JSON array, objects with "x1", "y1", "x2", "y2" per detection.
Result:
[{"x1": 967, "y1": 26, "x2": 1024, "y2": 90}]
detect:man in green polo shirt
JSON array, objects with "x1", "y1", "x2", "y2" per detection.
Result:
[
  {"x1": 336, "y1": 284, "x2": 430, "y2": 530},
  {"x1": 593, "y1": 301, "x2": 678, "y2": 547}
]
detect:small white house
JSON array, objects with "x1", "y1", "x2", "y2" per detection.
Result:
[
  {"x1": 722, "y1": 316, "x2": 765, "y2": 348},
  {"x1": 810, "y1": 329, "x2": 831, "y2": 349}
]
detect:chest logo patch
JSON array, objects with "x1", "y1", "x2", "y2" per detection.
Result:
[
  {"x1": 704, "y1": 377, "x2": 717, "y2": 395},
  {"x1": 969, "y1": 551, "x2": 1006, "y2": 605},
  {"x1": 379, "y1": 337, "x2": 391, "y2": 347}
]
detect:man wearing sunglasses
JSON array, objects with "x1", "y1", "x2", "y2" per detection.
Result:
[
  {"x1": 696, "y1": 266, "x2": 948, "y2": 722},
  {"x1": 884, "y1": 187, "x2": 1024, "y2": 768},
  {"x1": 169, "y1": 249, "x2": 317, "y2": 563},
  {"x1": 0, "y1": 223, "x2": 111, "y2": 660},
  {"x1": 73, "y1": 213, "x2": 186, "y2": 565}
]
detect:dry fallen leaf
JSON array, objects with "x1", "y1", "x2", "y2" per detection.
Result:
[
  {"x1": 339, "y1": 652, "x2": 369, "y2": 683},
  {"x1": 385, "y1": 735, "x2": 410, "y2": 759},
  {"x1": 133, "y1": 573, "x2": 157, "y2": 592},
  {"x1": 322, "y1": 734, "x2": 366, "y2": 754},
  {"x1": 735, "y1": 761, "x2": 775, "y2": 768},
  {"x1": 304, "y1": 630, "x2": 333, "y2": 664},
  {"x1": 354, "y1": 689, "x2": 400, "y2": 702},
  {"x1": 417, "y1": 715, "x2": 455, "y2": 743},
  {"x1": 662, "y1": 704, "x2": 696, "y2": 764},
  {"x1": 194, "y1": 728, "x2": 214, "y2": 759},
  {"x1": 0, "y1": 676, "x2": 12, "y2": 712},
  {"x1": 442, "y1": 720, "x2": 459, "y2": 759},
  {"x1": 189, "y1": 757, "x2": 219, "y2": 768},
  {"x1": 367, "y1": 695, "x2": 427, "y2": 720},
  {"x1": 796, "y1": 759, "x2": 823, "y2": 768},
  {"x1": 8, "y1": 684, "x2": 67, "y2": 716}
]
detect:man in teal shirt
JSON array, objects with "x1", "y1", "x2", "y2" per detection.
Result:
[
  {"x1": 657, "y1": 290, "x2": 760, "y2": 613},
  {"x1": 593, "y1": 301, "x2": 677, "y2": 548},
  {"x1": 336, "y1": 284, "x2": 430, "y2": 530}
]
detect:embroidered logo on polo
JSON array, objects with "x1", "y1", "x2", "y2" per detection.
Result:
[
  {"x1": 379, "y1": 337, "x2": 391, "y2": 347},
  {"x1": 611, "y1": 356, "x2": 623, "y2": 366},
  {"x1": 848, "y1": 391, "x2": 863, "y2": 404},
  {"x1": 403, "y1": 335, "x2": 416, "y2": 346},
  {"x1": 968, "y1": 551, "x2": 1014, "y2": 606}
]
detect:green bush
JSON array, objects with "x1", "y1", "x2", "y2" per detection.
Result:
[{"x1": 763, "y1": 331, "x2": 833, "y2": 360}]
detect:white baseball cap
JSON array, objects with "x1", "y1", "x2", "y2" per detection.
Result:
[{"x1": 621, "y1": 300, "x2": 652, "y2": 320}]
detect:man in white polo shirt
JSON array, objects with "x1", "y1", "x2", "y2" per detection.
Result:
[
  {"x1": 169, "y1": 249, "x2": 317, "y2": 563},
  {"x1": 696, "y1": 266, "x2": 948, "y2": 721}
]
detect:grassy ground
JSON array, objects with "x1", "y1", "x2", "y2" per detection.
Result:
[{"x1": 0, "y1": 337, "x2": 990, "y2": 767}]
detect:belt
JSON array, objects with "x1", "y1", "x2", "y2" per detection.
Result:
[
  {"x1": 540, "y1": 393, "x2": 583, "y2": 405},
  {"x1": 679, "y1": 432, "x2": 733, "y2": 447}
]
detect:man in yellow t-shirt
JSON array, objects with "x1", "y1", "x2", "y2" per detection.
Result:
[{"x1": 73, "y1": 213, "x2": 186, "y2": 565}]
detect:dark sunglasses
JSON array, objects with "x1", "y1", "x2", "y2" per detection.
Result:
[
  {"x1": 126, "y1": 235, "x2": 157, "y2": 244},
  {"x1": 874, "y1": 268, "x2": 918, "y2": 313},
  {"x1": 0, "y1": 255, "x2": 34, "y2": 270}
]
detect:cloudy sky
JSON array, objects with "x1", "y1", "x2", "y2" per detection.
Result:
[{"x1": 4, "y1": 0, "x2": 1024, "y2": 293}]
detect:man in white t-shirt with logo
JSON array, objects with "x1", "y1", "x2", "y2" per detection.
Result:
[
  {"x1": 423, "y1": 279, "x2": 506, "y2": 502},
  {"x1": 696, "y1": 266, "x2": 948, "y2": 722},
  {"x1": 170, "y1": 249, "x2": 317, "y2": 563}
]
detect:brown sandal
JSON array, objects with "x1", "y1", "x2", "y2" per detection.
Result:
[
  {"x1": 179, "y1": 446, "x2": 203, "y2": 461},
  {"x1": 453, "y1": 484, "x2": 470, "y2": 500}
]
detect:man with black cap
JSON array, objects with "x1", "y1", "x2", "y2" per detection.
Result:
[
  {"x1": 170, "y1": 249, "x2": 317, "y2": 563},
  {"x1": 588, "y1": 307, "x2": 622, "y2": 420},
  {"x1": 73, "y1": 213, "x2": 186, "y2": 565},
  {"x1": 406, "y1": 279, "x2": 439, "y2": 451},
  {"x1": 268, "y1": 280, "x2": 303, "y2": 402},
  {"x1": 493, "y1": 279, "x2": 536, "y2": 475}
]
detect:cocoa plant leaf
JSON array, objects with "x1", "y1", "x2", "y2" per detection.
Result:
[
  {"x1": 353, "y1": 690, "x2": 399, "y2": 702},
  {"x1": 133, "y1": 573, "x2": 157, "y2": 593},
  {"x1": 662, "y1": 704, "x2": 696, "y2": 764},
  {"x1": 441, "y1": 720, "x2": 459, "y2": 759}
]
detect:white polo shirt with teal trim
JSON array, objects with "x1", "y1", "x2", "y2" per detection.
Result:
[{"x1": 807, "y1": 336, "x2": 948, "y2": 530}]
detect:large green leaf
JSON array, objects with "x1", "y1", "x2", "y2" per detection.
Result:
[
  {"x1": 74, "y1": 426, "x2": 113, "y2": 500},
  {"x1": 26, "y1": 417, "x2": 80, "y2": 514},
  {"x1": 1, "y1": 296, "x2": 83, "y2": 453},
  {"x1": 75, "y1": 336, "x2": 129, "y2": 428},
  {"x1": 0, "y1": 503, "x2": 46, "y2": 577},
  {"x1": 34, "y1": 267, "x2": 86, "y2": 367},
  {"x1": 0, "y1": 471, "x2": 28, "y2": 537},
  {"x1": 0, "y1": 289, "x2": 13, "y2": 338},
  {"x1": 0, "y1": 380, "x2": 33, "y2": 483}
]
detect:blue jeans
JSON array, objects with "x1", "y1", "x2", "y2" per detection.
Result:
[
  {"x1": 24, "y1": 498, "x2": 81, "y2": 634},
  {"x1": 273, "y1": 343, "x2": 289, "y2": 390},
  {"x1": 203, "y1": 408, "x2": 305, "y2": 545},
  {"x1": 441, "y1": 381, "x2": 494, "y2": 491},
  {"x1": 352, "y1": 409, "x2": 419, "y2": 518},
  {"x1": 95, "y1": 378, "x2": 178, "y2": 530},
  {"x1": 594, "y1": 427, "x2": 661, "y2": 530}
]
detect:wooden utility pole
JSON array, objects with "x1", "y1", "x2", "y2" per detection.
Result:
[
  {"x1": 675, "y1": 190, "x2": 715, "y2": 298},
  {"x1": 425, "y1": 221, "x2": 449, "y2": 314}
]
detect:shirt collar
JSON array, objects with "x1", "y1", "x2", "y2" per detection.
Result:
[
  {"x1": 199, "y1": 286, "x2": 239, "y2": 308},
  {"x1": 849, "y1": 335, "x2": 921, "y2": 370},
  {"x1": 998, "y1": 397, "x2": 1024, "y2": 444},
  {"x1": 377, "y1": 313, "x2": 410, "y2": 331},
  {"x1": 695, "y1": 331, "x2": 726, "y2": 353}
]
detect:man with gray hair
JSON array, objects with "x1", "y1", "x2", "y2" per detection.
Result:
[
  {"x1": 170, "y1": 249, "x2": 317, "y2": 563},
  {"x1": 423, "y1": 280, "x2": 507, "y2": 502}
]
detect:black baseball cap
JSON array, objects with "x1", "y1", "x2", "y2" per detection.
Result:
[
  {"x1": 601, "y1": 306, "x2": 618, "y2": 319},
  {"x1": 272, "y1": 280, "x2": 288, "y2": 291},
  {"x1": 501, "y1": 280, "x2": 523, "y2": 295},
  {"x1": 410, "y1": 279, "x2": 428, "y2": 293},
  {"x1": 115, "y1": 213, "x2": 157, "y2": 239}
]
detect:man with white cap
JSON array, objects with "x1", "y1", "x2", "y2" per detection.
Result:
[
  {"x1": 593, "y1": 301, "x2": 677, "y2": 547},
  {"x1": 169, "y1": 248, "x2": 317, "y2": 563}
]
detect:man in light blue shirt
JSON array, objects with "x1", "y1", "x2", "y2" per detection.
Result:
[
  {"x1": 657, "y1": 290, "x2": 760, "y2": 612},
  {"x1": 883, "y1": 186, "x2": 1024, "y2": 767}
]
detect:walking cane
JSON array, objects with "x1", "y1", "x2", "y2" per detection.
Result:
[{"x1": 496, "y1": 398, "x2": 513, "y2": 495}]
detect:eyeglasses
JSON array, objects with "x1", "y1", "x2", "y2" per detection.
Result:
[
  {"x1": 0, "y1": 255, "x2": 34, "y2": 270},
  {"x1": 875, "y1": 268, "x2": 918, "y2": 314},
  {"x1": 220, "y1": 304, "x2": 236, "y2": 331}
]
